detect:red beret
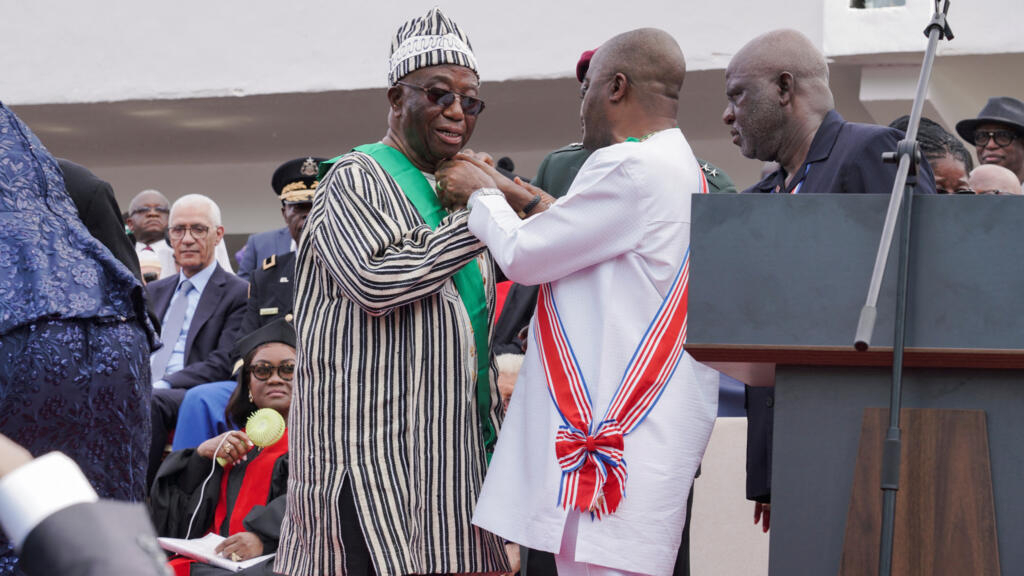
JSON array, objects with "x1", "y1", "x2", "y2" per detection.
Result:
[{"x1": 576, "y1": 49, "x2": 597, "y2": 83}]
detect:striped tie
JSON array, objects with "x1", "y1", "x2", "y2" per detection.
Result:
[{"x1": 151, "y1": 279, "x2": 192, "y2": 383}]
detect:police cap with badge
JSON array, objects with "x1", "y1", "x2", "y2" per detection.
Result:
[{"x1": 272, "y1": 156, "x2": 326, "y2": 206}]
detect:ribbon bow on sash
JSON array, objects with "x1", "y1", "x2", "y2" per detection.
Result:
[
  {"x1": 534, "y1": 167, "x2": 707, "y2": 518},
  {"x1": 553, "y1": 420, "x2": 627, "y2": 514}
]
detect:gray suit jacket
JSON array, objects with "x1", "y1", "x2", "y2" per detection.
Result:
[
  {"x1": 237, "y1": 227, "x2": 291, "y2": 281},
  {"x1": 18, "y1": 501, "x2": 169, "y2": 576}
]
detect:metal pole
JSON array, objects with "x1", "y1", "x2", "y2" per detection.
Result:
[
  {"x1": 854, "y1": 0, "x2": 952, "y2": 351},
  {"x1": 850, "y1": 2, "x2": 953, "y2": 574},
  {"x1": 878, "y1": 176, "x2": 913, "y2": 576}
]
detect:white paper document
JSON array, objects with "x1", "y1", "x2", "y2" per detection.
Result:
[{"x1": 158, "y1": 533, "x2": 276, "y2": 572}]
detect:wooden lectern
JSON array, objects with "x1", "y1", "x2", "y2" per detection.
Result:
[{"x1": 685, "y1": 194, "x2": 1023, "y2": 575}]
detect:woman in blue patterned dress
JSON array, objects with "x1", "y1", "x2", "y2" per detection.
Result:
[{"x1": 0, "y1": 102, "x2": 156, "y2": 575}]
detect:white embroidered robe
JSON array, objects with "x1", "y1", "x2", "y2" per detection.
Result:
[{"x1": 470, "y1": 129, "x2": 719, "y2": 576}]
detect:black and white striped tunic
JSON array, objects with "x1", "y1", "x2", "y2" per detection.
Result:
[{"x1": 274, "y1": 151, "x2": 508, "y2": 576}]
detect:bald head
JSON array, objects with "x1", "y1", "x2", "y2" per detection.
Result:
[
  {"x1": 129, "y1": 189, "x2": 169, "y2": 213},
  {"x1": 723, "y1": 29, "x2": 834, "y2": 169},
  {"x1": 969, "y1": 164, "x2": 1022, "y2": 195},
  {"x1": 729, "y1": 29, "x2": 833, "y2": 112},
  {"x1": 581, "y1": 28, "x2": 685, "y2": 150},
  {"x1": 590, "y1": 28, "x2": 686, "y2": 105},
  {"x1": 127, "y1": 189, "x2": 171, "y2": 245}
]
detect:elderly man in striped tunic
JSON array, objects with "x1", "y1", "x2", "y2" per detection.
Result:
[{"x1": 274, "y1": 8, "x2": 509, "y2": 576}]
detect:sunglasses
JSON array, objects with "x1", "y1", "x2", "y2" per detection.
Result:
[
  {"x1": 395, "y1": 81, "x2": 485, "y2": 116},
  {"x1": 973, "y1": 129, "x2": 1018, "y2": 148},
  {"x1": 131, "y1": 205, "x2": 170, "y2": 216},
  {"x1": 250, "y1": 361, "x2": 296, "y2": 381}
]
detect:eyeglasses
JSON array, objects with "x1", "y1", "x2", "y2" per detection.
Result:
[
  {"x1": 168, "y1": 224, "x2": 210, "y2": 240},
  {"x1": 130, "y1": 206, "x2": 170, "y2": 216},
  {"x1": 395, "y1": 81, "x2": 486, "y2": 116},
  {"x1": 250, "y1": 361, "x2": 296, "y2": 381},
  {"x1": 973, "y1": 129, "x2": 1018, "y2": 148}
]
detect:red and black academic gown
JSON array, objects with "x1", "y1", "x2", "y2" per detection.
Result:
[{"x1": 149, "y1": 430, "x2": 289, "y2": 576}]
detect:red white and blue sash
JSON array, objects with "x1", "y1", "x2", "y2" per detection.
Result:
[{"x1": 533, "y1": 167, "x2": 707, "y2": 517}]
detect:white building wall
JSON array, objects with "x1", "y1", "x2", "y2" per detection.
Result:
[
  {"x1": 824, "y1": 0, "x2": 1024, "y2": 57},
  {"x1": 5, "y1": 0, "x2": 821, "y2": 105},
  {"x1": 5, "y1": 0, "x2": 1013, "y2": 107}
]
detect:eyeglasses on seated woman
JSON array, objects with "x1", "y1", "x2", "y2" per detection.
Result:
[{"x1": 149, "y1": 319, "x2": 295, "y2": 575}]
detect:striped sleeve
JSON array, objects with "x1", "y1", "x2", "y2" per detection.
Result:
[{"x1": 309, "y1": 153, "x2": 487, "y2": 315}]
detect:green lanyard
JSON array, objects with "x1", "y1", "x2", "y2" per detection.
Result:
[{"x1": 321, "y1": 145, "x2": 496, "y2": 457}]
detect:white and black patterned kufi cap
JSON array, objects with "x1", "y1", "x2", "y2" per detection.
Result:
[{"x1": 388, "y1": 7, "x2": 478, "y2": 86}]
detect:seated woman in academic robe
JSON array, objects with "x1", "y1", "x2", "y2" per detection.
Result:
[{"x1": 149, "y1": 319, "x2": 294, "y2": 576}]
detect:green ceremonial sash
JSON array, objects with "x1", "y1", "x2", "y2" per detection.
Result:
[{"x1": 321, "y1": 145, "x2": 497, "y2": 457}]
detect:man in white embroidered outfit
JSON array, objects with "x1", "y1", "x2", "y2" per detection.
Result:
[{"x1": 437, "y1": 29, "x2": 719, "y2": 576}]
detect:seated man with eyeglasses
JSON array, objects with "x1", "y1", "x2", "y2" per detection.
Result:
[
  {"x1": 956, "y1": 96, "x2": 1024, "y2": 194},
  {"x1": 168, "y1": 162, "x2": 321, "y2": 453},
  {"x1": 128, "y1": 189, "x2": 237, "y2": 282},
  {"x1": 127, "y1": 189, "x2": 175, "y2": 282},
  {"x1": 146, "y1": 194, "x2": 249, "y2": 491}
]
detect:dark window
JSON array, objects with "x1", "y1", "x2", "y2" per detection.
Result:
[{"x1": 851, "y1": 0, "x2": 906, "y2": 7}]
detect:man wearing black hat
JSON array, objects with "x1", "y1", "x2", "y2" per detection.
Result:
[
  {"x1": 237, "y1": 157, "x2": 323, "y2": 281},
  {"x1": 275, "y1": 8, "x2": 508, "y2": 576},
  {"x1": 956, "y1": 96, "x2": 1024, "y2": 192}
]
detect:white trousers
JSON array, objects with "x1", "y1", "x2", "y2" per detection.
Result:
[{"x1": 553, "y1": 512, "x2": 652, "y2": 576}]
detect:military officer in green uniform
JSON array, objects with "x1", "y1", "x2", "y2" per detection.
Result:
[{"x1": 532, "y1": 141, "x2": 736, "y2": 197}]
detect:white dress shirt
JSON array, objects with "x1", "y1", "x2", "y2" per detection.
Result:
[
  {"x1": 0, "y1": 453, "x2": 98, "y2": 551},
  {"x1": 135, "y1": 240, "x2": 176, "y2": 279}
]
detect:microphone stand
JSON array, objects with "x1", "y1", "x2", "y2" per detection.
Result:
[{"x1": 852, "y1": 2, "x2": 953, "y2": 575}]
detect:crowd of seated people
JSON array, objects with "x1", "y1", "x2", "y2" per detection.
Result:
[{"x1": 3, "y1": 62, "x2": 1024, "y2": 575}]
